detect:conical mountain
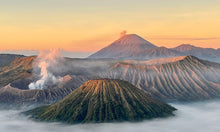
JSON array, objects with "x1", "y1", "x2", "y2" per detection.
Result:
[
  {"x1": 25, "y1": 79, "x2": 176, "y2": 123},
  {"x1": 89, "y1": 34, "x2": 157, "y2": 59}
]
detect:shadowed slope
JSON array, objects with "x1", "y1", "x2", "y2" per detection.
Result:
[
  {"x1": 0, "y1": 54, "x2": 25, "y2": 66},
  {"x1": 25, "y1": 79, "x2": 176, "y2": 123}
]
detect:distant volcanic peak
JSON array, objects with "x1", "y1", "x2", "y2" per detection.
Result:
[
  {"x1": 174, "y1": 44, "x2": 199, "y2": 51},
  {"x1": 88, "y1": 33, "x2": 157, "y2": 59},
  {"x1": 114, "y1": 34, "x2": 157, "y2": 48},
  {"x1": 180, "y1": 44, "x2": 195, "y2": 47},
  {"x1": 26, "y1": 79, "x2": 176, "y2": 123},
  {"x1": 178, "y1": 44, "x2": 196, "y2": 47},
  {"x1": 119, "y1": 34, "x2": 145, "y2": 40}
]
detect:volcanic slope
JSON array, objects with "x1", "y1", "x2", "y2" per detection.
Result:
[
  {"x1": 0, "y1": 75, "x2": 95, "y2": 105},
  {"x1": 89, "y1": 34, "x2": 157, "y2": 59},
  {"x1": 0, "y1": 54, "x2": 25, "y2": 66},
  {"x1": 106, "y1": 56, "x2": 220, "y2": 101},
  {"x1": 25, "y1": 79, "x2": 176, "y2": 123},
  {"x1": 0, "y1": 56, "x2": 34, "y2": 87}
]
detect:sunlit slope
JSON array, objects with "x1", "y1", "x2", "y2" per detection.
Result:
[
  {"x1": 25, "y1": 79, "x2": 176, "y2": 123},
  {"x1": 0, "y1": 56, "x2": 34, "y2": 87}
]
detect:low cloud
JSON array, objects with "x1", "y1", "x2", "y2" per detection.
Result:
[{"x1": 0, "y1": 100, "x2": 220, "y2": 132}]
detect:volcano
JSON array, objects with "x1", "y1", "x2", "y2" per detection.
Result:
[
  {"x1": 107, "y1": 56, "x2": 220, "y2": 101},
  {"x1": 172, "y1": 44, "x2": 220, "y2": 63},
  {"x1": 25, "y1": 79, "x2": 176, "y2": 123},
  {"x1": 88, "y1": 34, "x2": 220, "y2": 62},
  {"x1": 89, "y1": 34, "x2": 157, "y2": 59}
]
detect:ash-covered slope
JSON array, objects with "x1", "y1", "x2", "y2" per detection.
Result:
[
  {"x1": 1, "y1": 54, "x2": 220, "y2": 104},
  {"x1": 89, "y1": 34, "x2": 157, "y2": 59},
  {"x1": 106, "y1": 56, "x2": 220, "y2": 101},
  {"x1": 25, "y1": 79, "x2": 176, "y2": 123},
  {"x1": 0, "y1": 75, "x2": 94, "y2": 105},
  {"x1": 0, "y1": 84, "x2": 74, "y2": 105}
]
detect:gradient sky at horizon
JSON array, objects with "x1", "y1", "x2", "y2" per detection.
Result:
[{"x1": 0, "y1": 0, "x2": 220, "y2": 52}]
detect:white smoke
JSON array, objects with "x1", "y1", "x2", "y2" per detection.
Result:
[{"x1": 28, "y1": 49, "x2": 63, "y2": 90}]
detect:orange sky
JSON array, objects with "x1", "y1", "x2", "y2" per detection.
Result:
[{"x1": 0, "y1": 0, "x2": 219, "y2": 52}]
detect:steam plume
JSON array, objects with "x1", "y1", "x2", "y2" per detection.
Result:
[
  {"x1": 120, "y1": 30, "x2": 127, "y2": 37},
  {"x1": 29, "y1": 49, "x2": 63, "y2": 90}
]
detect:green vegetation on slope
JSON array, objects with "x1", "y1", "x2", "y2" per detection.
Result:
[{"x1": 25, "y1": 79, "x2": 176, "y2": 123}]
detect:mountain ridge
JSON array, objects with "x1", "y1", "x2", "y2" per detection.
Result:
[
  {"x1": 106, "y1": 55, "x2": 220, "y2": 101},
  {"x1": 89, "y1": 34, "x2": 220, "y2": 62},
  {"x1": 0, "y1": 55, "x2": 219, "y2": 104}
]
